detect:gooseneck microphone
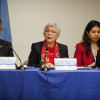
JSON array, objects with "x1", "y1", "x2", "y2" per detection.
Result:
[
  {"x1": 4, "y1": 41, "x2": 25, "y2": 70},
  {"x1": 9, "y1": 46, "x2": 25, "y2": 70},
  {"x1": 44, "y1": 45, "x2": 50, "y2": 71},
  {"x1": 9, "y1": 45, "x2": 25, "y2": 100},
  {"x1": 40, "y1": 44, "x2": 51, "y2": 100},
  {"x1": 40, "y1": 44, "x2": 50, "y2": 71}
]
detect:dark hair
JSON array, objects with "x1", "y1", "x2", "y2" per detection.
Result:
[{"x1": 82, "y1": 20, "x2": 100, "y2": 56}]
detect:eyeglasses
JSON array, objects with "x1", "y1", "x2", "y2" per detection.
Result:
[{"x1": 45, "y1": 29, "x2": 57, "y2": 34}]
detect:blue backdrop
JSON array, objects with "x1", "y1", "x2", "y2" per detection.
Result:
[{"x1": 0, "y1": 0, "x2": 12, "y2": 43}]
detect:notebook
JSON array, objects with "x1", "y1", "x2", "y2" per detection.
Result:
[{"x1": 95, "y1": 50, "x2": 100, "y2": 68}]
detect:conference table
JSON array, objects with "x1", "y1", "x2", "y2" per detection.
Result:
[{"x1": 0, "y1": 68, "x2": 100, "y2": 100}]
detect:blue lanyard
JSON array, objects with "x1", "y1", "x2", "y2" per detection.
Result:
[{"x1": 91, "y1": 46, "x2": 99, "y2": 62}]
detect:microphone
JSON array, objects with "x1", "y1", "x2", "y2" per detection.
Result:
[
  {"x1": 44, "y1": 46, "x2": 50, "y2": 71},
  {"x1": 10, "y1": 46, "x2": 25, "y2": 70},
  {"x1": 40, "y1": 44, "x2": 51, "y2": 99},
  {"x1": 5, "y1": 42, "x2": 25, "y2": 70},
  {"x1": 40, "y1": 44, "x2": 50, "y2": 71}
]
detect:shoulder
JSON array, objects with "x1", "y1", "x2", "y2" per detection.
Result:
[
  {"x1": 75, "y1": 42, "x2": 84, "y2": 48},
  {"x1": 31, "y1": 41, "x2": 43, "y2": 50},
  {"x1": 57, "y1": 43, "x2": 68, "y2": 53},
  {"x1": 57, "y1": 42, "x2": 67, "y2": 48},
  {"x1": 0, "y1": 39, "x2": 12, "y2": 46},
  {"x1": 75, "y1": 42, "x2": 86, "y2": 52},
  {"x1": 32, "y1": 41, "x2": 43, "y2": 47}
]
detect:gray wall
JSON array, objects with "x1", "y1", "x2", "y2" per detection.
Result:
[{"x1": 8, "y1": 0, "x2": 100, "y2": 65}]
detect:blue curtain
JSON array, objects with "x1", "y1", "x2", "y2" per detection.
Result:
[{"x1": 0, "y1": 0, "x2": 12, "y2": 43}]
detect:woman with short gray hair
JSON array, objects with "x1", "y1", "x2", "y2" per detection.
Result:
[{"x1": 28, "y1": 23, "x2": 69, "y2": 68}]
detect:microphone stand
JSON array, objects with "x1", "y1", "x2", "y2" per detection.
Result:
[
  {"x1": 10, "y1": 46, "x2": 25, "y2": 70},
  {"x1": 3, "y1": 40, "x2": 25, "y2": 70},
  {"x1": 44, "y1": 47, "x2": 50, "y2": 71},
  {"x1": 40, "y1": 47, "x2": 50, "y2": 71},
  {"x1": 40, "y1": 45, "x2": 51, "y2": 99}
]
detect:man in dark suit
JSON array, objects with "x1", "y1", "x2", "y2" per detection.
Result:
[
  {"x1": 0, "y1": 19, "x2": 13, "y2": 56},
  {"x1": 28, "y1": 23, "x2": 69, "y2": 68}
]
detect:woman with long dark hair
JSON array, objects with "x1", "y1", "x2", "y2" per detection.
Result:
[{"x1": 74, "y1": 20, "x2": 100, "y2": 67}]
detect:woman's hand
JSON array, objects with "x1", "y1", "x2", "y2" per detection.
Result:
[
  {"x1": 41, "y1": 63, "x2": 54, "y2": 68},
  {"x1": 87, "y1": 62, "x2": 95, "y2": 68}
]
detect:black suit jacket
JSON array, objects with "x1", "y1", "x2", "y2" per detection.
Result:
[
  {"x1": 28, "y1": 41, "x2": 69, "y2": 67},
  {"x1": 0, "y1": 39, "x2": 13, "y2": 56}
]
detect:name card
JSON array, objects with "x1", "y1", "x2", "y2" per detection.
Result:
[
  {"x1": 54, "y1": 58, "x2": 77, "y2": 70},
  {"x1": 0, "y1": 57, "x2": 16, "y2": 69}
]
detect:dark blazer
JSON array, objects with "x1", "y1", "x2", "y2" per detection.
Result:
[
  {"x1": 74, "y1": 43, "x2": 94, "y2": 67},
  {"x1": 0, "y1": 39, "x2": 13, "y2": 56},
  {"x1": 28, "y1": 41, "x2": 69, "y2": 67}
]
